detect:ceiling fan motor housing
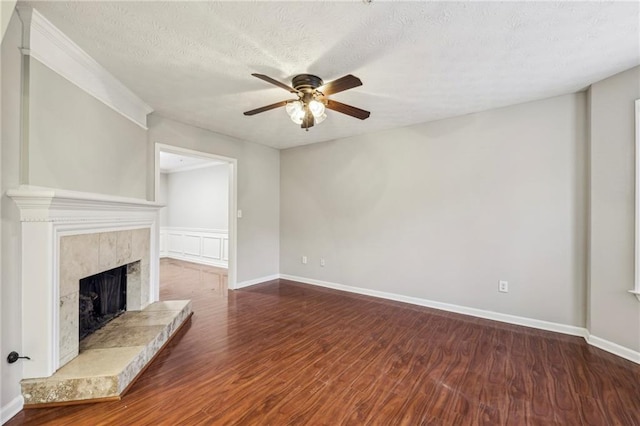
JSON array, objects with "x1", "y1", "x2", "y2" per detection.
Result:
[{"x1": 292, "y1": 74, "x2": 324, "y2": 92}]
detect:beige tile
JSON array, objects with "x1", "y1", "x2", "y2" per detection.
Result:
[
  {"x1": 145, "y1": 300, "x2": 190, "y2": 311},
  {"x1": 131, "y1": 228, "x2": 150, "y2": 260},
  {"x1": 81, "y1": 325, "x2": 165, "y2": 350},
  {"x1": 54, "y1": 346, "x2": 143, "y2": 378},
  {"x1": 60, "y1": 234, "x2": 99, "y2": 297},
  {"x1": 140, "y1": 260, "x2": 150, "y2": 308},
  {"x1": 59, "y1": 291, "x2": 79, "y2": 367},
  {"x1": 115, "y1": 310, "x2": 180, "y2": 327},
  {"x1": 126, "y1": 261, "x2": 142, "y2": 311},
  {"x1": 98, "y1": 232, "x2": 117, "y2": 271},
  {"x1": 116, "y1": 230, "x2": 132, "y2": 265}
]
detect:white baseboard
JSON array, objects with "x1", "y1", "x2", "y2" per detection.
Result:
[
  {"x1": 162, "y1": 254, "x2": 228, "y2": 269},
  {"x1": 235, "y1": 274, "x2": 280, "y2": 289},
  {"x1": 280, "y1": 274, "x2": 587, "y2": 338},
  {"x1": 1, "y1": 395, "x2": 23, "y2": 425},
  {"x1": 227, "y1": 273, "x2": 640, "y2": 365},
  {"x1": 586, "y1": 334, "x2": 640, "y2": 364}
]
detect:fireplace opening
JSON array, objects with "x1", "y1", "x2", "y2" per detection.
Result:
[{"x1": 79, "y1": 265, "x2": 127, "y2": 341}]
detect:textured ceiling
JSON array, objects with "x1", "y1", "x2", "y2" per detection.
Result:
[{"x1": 23, "y1": 1, "x2": 640, "y2": 149}]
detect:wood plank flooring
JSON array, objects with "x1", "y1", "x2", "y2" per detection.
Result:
[{"x1": 7, "y1": 259, "x2": 640, "y2": 425}]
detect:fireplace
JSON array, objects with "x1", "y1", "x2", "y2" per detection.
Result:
[
  {"x1": 79, "y1": 264, "x2": 129, "y2": 340},
  {"x1": 7, "y1": 186, "x2": 163, "y2": 379}
]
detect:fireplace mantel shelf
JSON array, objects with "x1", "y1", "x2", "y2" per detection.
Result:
[{"x1": 7, "y1": 185, "x2": 164, "y2": 222}]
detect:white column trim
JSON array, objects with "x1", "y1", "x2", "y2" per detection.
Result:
[{"x1": 634, "y1": 99, "x2": 640, "y2": 300}]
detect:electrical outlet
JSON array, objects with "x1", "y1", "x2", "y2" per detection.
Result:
[
  {"x1": 320, "y1": 258, "x2": 325, "y2": 267},
  {"x1": 499, "y1": 280, "x2": 508, "y2": 293},
  {"x1": 301, "y1": 256, "x2": 307, "y2": 264}
]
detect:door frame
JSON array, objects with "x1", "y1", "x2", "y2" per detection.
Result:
[{"x1": 154, "y1": 143, "x2": 238, "y2": 290}]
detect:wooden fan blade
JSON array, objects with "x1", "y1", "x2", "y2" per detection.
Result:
[
  {"x1": 243, "y1": 100, "x2": 289, "y2": 116},
  {"x1": 318, "y1": 74, "x2": 362, "y2": 96},
  {"x1": 325, "y1": 99, "x2": 370, "y2": 120},
  {"x1": 252, "y1": 73, "x2": 299, "y2": 93},
  {"x1": 301, "y1": 108, "x2": 314, "y2": 129}
]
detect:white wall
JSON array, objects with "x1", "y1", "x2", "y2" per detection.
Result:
[
  {"x1": 160, "y1": 164, "x2": 230, "y2": 268},
  {"x1": 148, "y1": 115, "x2": 280, "y2": 284},
  {"x1": 281, "y1": 93, "x2": 588, "y2": 327},
  {"x1": 163, "y1": 164, "x2": 229, "y2": 229},
  {"x1": 0, "y1": 1, "x2": 17, "y2": 42},
  {"x1": 1, "y1": 10, "x2": 24, "y2": 422},
  {"x1": 159, "y1": 173, "x2": 169, "y2": 227},
  {"x1": 589, "y1": 66, "x2": 640, "y2": 353},
  {"x1": 27, "y1": 59, "x2": 147, "y2": 199}
]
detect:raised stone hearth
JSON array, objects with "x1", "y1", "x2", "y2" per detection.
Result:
[{"x1": 21, "y1": 300, "x2": 192, "y2": 406}]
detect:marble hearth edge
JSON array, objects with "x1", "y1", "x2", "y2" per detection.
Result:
[{"x1": 21, "y1": 300, "x2": 192, "y2": 406}]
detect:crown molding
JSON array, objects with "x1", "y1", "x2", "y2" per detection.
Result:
[{"x1": 16, "y1": 6, "x2": 153, "y2": 129}]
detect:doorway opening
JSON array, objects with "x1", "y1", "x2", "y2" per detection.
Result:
[{"x1": 155, "y1": 144, "x2": 237, "y2": 292}]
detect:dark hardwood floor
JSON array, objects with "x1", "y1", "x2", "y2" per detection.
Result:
[{"x1": 7, "y1": 259, "x2": 640, "y2": 425}]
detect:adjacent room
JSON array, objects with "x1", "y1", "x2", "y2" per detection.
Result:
[{"x1": 1, "y1": 1, "x2": 639, "y2": 424}]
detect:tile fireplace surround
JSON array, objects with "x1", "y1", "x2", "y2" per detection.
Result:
[
  {"x1": 7, "y1": 186, "x2": 164, "y2": 380},
  {"x1": 58, "y1": 230, "x2": 149, "y2": 367}
]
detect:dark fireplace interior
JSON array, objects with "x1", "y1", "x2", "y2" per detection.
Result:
[{"x1": 79, "y1": 265, "x2": 127, "y2": 341}]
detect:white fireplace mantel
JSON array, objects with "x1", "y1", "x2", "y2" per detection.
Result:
[
  {"x1": 7, "y1": 185, "x2": 163, "y2": 222},
  {"x1": 7, "y1": 186, "x2": 164, "y2": 379}
]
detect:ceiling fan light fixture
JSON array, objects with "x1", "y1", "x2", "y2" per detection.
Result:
[
  {"x1": 286, "y1": 100, "x2": 305, "y2": 124},
  {"x1": 290, "y1": 113, "x2": 304, "y2": 125},
  {"x1": 308, "y1": 99, "x2": 325, "y2": 118},
  {"x1": 245, "y1": 73, "x2": 369, "y2": 130},
  {"x1": 285, "y1": 100, "x2": 302, "y2": 115}
]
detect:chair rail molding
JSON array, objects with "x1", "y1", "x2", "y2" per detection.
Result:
[{"x1": 15, "y1": 6, "x2": 153, "y2": 129}]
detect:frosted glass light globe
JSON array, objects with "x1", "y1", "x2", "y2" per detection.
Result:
[
  {"x1": 285, "y1": 100, "x2": 303, "y2": 116},
  {"x1": 308, "y1": 100, "x2": 325, "y2": 117},
  {"x1": 290, "y1": 109, "x2": 305, "y2": 124}
]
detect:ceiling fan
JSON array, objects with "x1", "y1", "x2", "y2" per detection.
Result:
[{"x1": 243, "y1": 73, "x2": 370, "y2": 130}]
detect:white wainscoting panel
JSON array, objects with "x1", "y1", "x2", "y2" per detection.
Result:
[
  {"x1": 202, "y1": 237, "x2": 222, "y2": 259},
  {"x1": 160, "y1": 227, "x2": 228, "y2": 268},
  {"x1": 183, "y1": 235, "x2": 200, "y2": 256},
  {"x1": 167, "y1": 233, "x2": 183, "y2": 255}
]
